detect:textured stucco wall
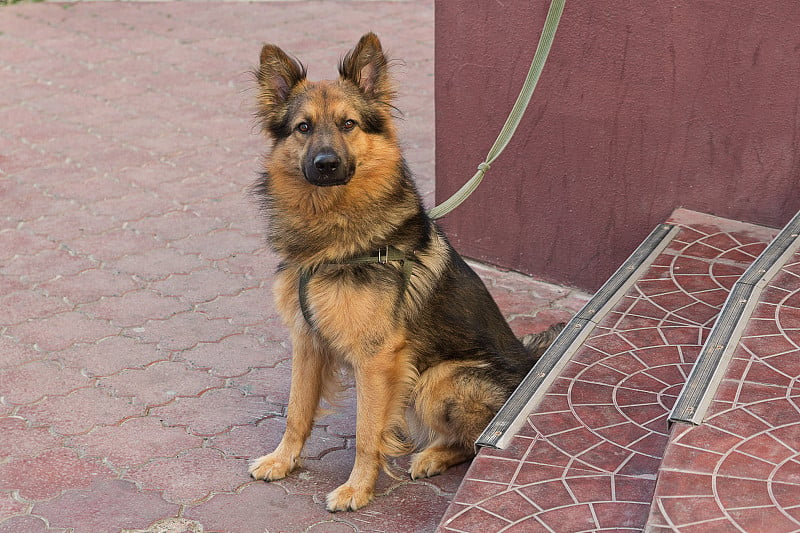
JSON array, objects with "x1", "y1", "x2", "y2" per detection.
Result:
[{"x1": 435, "y1": 1, "x2": 800, "y2": 290}]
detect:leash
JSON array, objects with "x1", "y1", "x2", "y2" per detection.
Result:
[{"x1": 426, "y1": 0, "x2": 566, "y2": 220}]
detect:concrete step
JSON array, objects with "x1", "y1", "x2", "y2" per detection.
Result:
[{"x1": 437, "y1": 208, "x2": 800, "y2": 532}]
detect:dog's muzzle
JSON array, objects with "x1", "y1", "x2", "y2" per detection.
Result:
[{"x1": 303, "y1": 149, "x2": 351, "y2": 187}]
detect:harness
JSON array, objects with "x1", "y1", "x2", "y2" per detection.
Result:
[{"x1": 298, "y1": 245, "x2": 417, "y2": 329}]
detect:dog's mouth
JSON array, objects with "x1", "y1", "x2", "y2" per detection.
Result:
[
  {"x1": 303, "y1": 171, "x2": 352, "y2": 187},
  {"x1": 303, "y1": 150, "x2": 353, "y2": 187}
]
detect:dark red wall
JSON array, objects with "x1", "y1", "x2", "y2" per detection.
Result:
[{"x1": 435, "y1": 1, "x2": 800, "y2": 291}]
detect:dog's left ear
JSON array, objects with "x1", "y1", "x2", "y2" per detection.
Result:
[{"x1": 339, "y1": 33, "x2": 393, "y2": 101}]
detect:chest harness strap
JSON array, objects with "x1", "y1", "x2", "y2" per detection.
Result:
[{"x1": 298, "y1": 245, "x2": 416, "y2": 329}]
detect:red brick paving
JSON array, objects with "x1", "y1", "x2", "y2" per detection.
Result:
[{"x1": 0, "y1": 2, "x2": 589, "y2": 531}]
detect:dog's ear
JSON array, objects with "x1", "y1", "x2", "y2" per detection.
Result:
[
  {"x1": 257, "y1": 44, "x2": 306, "y2": 107},
  {"x1": 339, "y1": 33, "x2": 394, "y2": 101}
]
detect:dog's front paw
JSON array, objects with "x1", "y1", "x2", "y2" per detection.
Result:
[
  {"x1": 326, "y1": 483, "x2": 373, "y2": 512},
  {"x1": 249, "y1": 452, "x2": 297, "y2": 481}
]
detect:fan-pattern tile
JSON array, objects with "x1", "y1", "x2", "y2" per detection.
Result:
[
  {"x1": 438, "y1": 211, "x2": 776, "y2": 532},
  {"x1": 648, "y1": 251, "x2": 800, "y2": 532}
]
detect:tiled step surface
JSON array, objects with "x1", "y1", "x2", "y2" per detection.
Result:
[
  {"x1": 438, "y1": 209, "x2": 779, "y2": 532},
  {"x1": 647, "y1": 244, "x2": 800, "y2": 531}
]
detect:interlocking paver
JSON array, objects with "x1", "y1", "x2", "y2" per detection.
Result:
[
  {"x1": 0, "y1": 361, "x2": 89, "y2": 406},
  {"x1": 97, "y1": 360, "x2": 224, "y2": 407},
  {"x1": 0, "y1": 1, "x2": 593, "y2": 531},
  {"x1": 16, "y1": 385, "x2": 146, "y2": 436},
  {"x1": 67, "y1": 416, "x2": 202, "y2": 469},
  {"x1": 7, "y1": 311, "x2": 120, "y2": 351},
  {"x1": 33, "y1": 479, "x2": 178, "y2": 533},
  {"x1": 0, "y1": 417, "x2": 63, "y2": 460},
  {"x1": 125, "y1": 448, "x2": 248, "y2": 504},
  {"x1": 177, "y1": 334, "x2": 286, "y2": 377},
  {"x1": 123, "y1": 311, "x2": 240, "y2": 350},
  {"x1": 81, "y1": 288, "x2": 192, "y2": 328},
  {"x1": 0, "y1": 448, "x2": 111, "y2": 501},
  {"x1": 150, "y1": 268, "x2": 257, "y2": 304},
  {"x1": 150, "y1": 387, "x2": 269, "y2": 437}
]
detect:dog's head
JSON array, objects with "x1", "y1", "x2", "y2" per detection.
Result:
[{"x1": 256, "y1": 33, "x2": 397, "y2": 188}]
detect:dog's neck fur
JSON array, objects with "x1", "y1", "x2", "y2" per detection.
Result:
[{"x1": 259, "y1": 159, "x2": 429, "y2": 269}]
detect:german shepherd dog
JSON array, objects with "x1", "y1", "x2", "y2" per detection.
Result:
[{"x1": 249, "y1": 33, "x2": 562, "y2": 511}]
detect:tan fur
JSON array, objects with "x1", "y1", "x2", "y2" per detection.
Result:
[
  {"x1": 253, "y1": 263, "x2": 419, "y2": 511},
  {"x1": 249, "y1": 33, "x2": 563, "y2": 512}
]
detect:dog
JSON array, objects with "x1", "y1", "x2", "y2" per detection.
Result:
[{"x1": 248, "y1": 32, "x2": 563, "y2": 512}]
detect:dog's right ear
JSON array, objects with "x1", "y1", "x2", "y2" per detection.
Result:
[{"x1": 257, "y1": 44, "x2": 306, "y2": 108}]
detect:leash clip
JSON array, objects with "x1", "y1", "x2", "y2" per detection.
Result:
[{"x1": 377, "y1": 245, "x2": 390, "y2": 264}]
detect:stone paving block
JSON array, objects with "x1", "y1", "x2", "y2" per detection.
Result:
[
  {"x1": 195, "y1": 286, "x2": 278, "y2": 326},
  {"x1": 229, "y1": 364, "x2": 292, "y2": 406},
  {"x1": 32, "y1": 479, "x2": 178, "y2": 533},
  {"x1": 129, "y1": 209, "x2": 222, "y2": 241},
  {"x1": 150, "y1": 267, "x2": 257, "y2": 304},
  {"x1": 177, "y1": 333, "x2": 287, "y2": 377},
  {"x1": 7, "y1": 311, "x2": 120, "y2": 352},
  {"x1": 0, "y1": 448, "x2": 112, "y2": 501},
  {"x1": 168, "y1": 229, "x2": 265, "y2": 263},
  {"x1": 2, "y1": 249, "x2": 97, "y2": 285},
  {"x1": 125, "y1": 448, "x2": 248, "y2": 504},
  {"x1": 209, "y1": 417, "x2": 346, "y2": 462},
  {"x1": 67, "y1": 416, "x2": 202, "y2": 470},
  {"x1": 0, "y1": 290, "x2": 72, "y2": 325},
  {"x1": 0, "y1": 361, "x2": 89, "y2": 406},
  {"x1": 184, "y1": 482, "x2": 331, "y2": 533},
  {"x1": 107, "y1": 247, "x2": 205, "y2": 281},
  {"x1": 0, "y1": 337, "x2": 42, "y2": 370},
  {"x1": 22, "y1": 209, "x2": 119, "y2": 243},
  {"x1": 17, "y1": 387, "x2": 145, "y2": 436},
  {"x1": 69, "y1": 229, "x2": 162, "y2": 263},
  {"x1": 151, "y1": 387, "x2": 269, "y2": 437},
  {"x1": 39, "y1": 269, "x2": 142, "y2": 305},
  {"x1": 0, "y1": 417, "x2": 63, "y2": 461},
  {"x1": 123, "y1": 311, "x2": 240, "y2": 351},
  {"x1": 80, "y1": 288, "x2": 192, "y2": 328},
  {"x1": 97, "y1": 360, "x2": 224, "y2": 408},
  {"x1": 0, "y1": 515, "x2": 55, "y2": 533},
  {"x1": 54, "y1": 335, "x2": 170, "y2": 378}
]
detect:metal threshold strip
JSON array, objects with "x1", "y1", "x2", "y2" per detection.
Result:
[
  {"x1": 669, "y1": 210, "x2": 800, "y2": 426},
  {"x1": 477, "y1": 223, "x2": 680, "y2": 449}
]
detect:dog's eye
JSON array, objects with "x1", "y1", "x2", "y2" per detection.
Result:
[
  {"x1": 343, "y1": 119, "x2": 357, "y2": 131},
  {"x1": 296, "y1": 122, "x2": 310, "y2": 134}
]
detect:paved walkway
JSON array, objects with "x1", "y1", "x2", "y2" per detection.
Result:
[{"x1": 0, "y1": 3, "x2": 589, "y2": 532}]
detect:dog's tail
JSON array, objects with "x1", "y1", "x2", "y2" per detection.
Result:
[{"x1": 521, "y1": 322, "x2": 565, "y2": 359}]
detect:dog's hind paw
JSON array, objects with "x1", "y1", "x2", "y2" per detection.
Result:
[
  {"x1": 409, "y1": 446, "x2": 474, "y2": 480},
  {"x1": 326, "y1": 483, "x2": 373, "y2": 512},
  {"x1": 249, "y1": 453, "x2": 296, "y2": 481}
]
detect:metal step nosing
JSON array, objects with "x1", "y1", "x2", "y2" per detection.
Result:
[
  {"x1": 669, "y1": 211, "x2": 800, "y2": 425},
  {"x1": 477, "y1": 223, "x2": 679, "y2": 449}
]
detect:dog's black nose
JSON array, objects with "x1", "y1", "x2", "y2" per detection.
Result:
[
  {"x1": 304, "y1": 148, "x2": 350, "y2": 187},
  {"x1": 313, "y1": 152, "x2": 340, "y2": 175}
]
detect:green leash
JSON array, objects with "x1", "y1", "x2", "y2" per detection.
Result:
[{"x1": 427, "y1": 0, "x2": 566, "y2": 220}]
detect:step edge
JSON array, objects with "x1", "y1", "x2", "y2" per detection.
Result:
[
  {"x1": 477, "y1": 223, "x2": 680, "y2": 449},
  {"x1": 668, "y1": 210, "x2": 800, "y2": 425}
]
